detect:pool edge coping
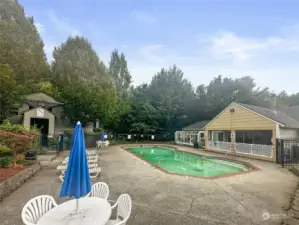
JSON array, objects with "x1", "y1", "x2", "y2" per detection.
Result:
[{"x1": 120, "y1": 144, "x2": 261, "y2": 180}]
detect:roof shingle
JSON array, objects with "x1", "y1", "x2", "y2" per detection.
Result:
[
  {"x1": 182, "y1": 120, "x2": 210, "y2": 131},
  {"x1": 238, "y1": 103, "x2": 299, "y2": 128}
]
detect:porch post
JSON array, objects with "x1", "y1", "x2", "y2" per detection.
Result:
[
  {"x1": 204, "y1": 130, "x2": 209, "y2": 151},
  {"x1": 231, "y1": 130, "x2": 236, "y2": 155},
  {"x1": 272, "y1": 125, "x2": 279, "y2": 163}
]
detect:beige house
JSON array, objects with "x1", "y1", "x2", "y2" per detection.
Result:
[
  {"x1": 9, "y1": 93, "x2": 72, "y2": 137},
  {"x1": 204, "y1": 102, "x2": 299, "y2": 162}
]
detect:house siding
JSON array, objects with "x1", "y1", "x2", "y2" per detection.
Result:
[
  {"x1": 206, "y1": 103, "x2": 276, "y2": 130},
  {"x1": 279, "y1": 128, "x2": 298, "y2": 139},
  {"x1": 205, "y1": 103, "x2": 277, "y2": 162}
]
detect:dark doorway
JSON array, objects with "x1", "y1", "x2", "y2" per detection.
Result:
[{"x1": 30, "y1": 118, "x2": 49, "y2": 146}]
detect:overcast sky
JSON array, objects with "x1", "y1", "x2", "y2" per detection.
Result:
[{"x1": 21, "y1": 0, "x2": 299, "y2": 94}]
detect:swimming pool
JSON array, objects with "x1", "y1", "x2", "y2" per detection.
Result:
[{"x1": 125, "y1": 146, "x2": 254, "y2": 178}]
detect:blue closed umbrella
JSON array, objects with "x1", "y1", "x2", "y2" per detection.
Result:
[
  {"x1": 60, "y1": 121, "x2": 91, "y2": 214},
  {"x1": 100, "y1": 130, "x2": 105, "y2": 141}
]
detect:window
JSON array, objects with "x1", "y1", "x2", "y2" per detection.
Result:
[
  {"x1": 244, "y1": 131, "x2": 253, "y2": 144},
  {"x1": 212, "y1": 132, "x2": 218, "y2": 141},
  {"x1": 210, "y1": 131, "x2": 231, "y2": 142},
  {"x1": 236, "y1": 132, "x2": 244, "y2": 143},
  {"x1": 254, "y1": 131, "x2": 272, "y2": 145},
  {"x1": 235, "y1": 130, "x2": 272, "y2": 145},
  {"x1": 218, "y1": 132, "x2": 224, "y2": 141}
]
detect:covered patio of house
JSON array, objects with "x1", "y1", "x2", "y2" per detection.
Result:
[
  {"x1": 207, "y1": 130, "x2": 273, "y2": 159},
  {"x1": 175, "y1": 120, "x2": 209, "y2": 147},
  {"x1": 204, "y1": 103, "x2": 279, "y2": 162},
  {"x1": 175, "y1": 130, "x2": 204, "y2": 146}
]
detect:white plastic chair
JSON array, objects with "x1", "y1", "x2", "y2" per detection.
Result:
[
  {"x1": 96, "y1": 141, "x2": 103, "y2": 148},
  {"x1": 21, "y1": 195, "x2": 57, "y2": 225},
  {"x1": 106, "y1": 194, "x2": 132, "y2": 225},
  {"x1": 103, "y1": 140, "x2": 110, "y2": 148},
  {"x1": 86, "y1": 182, "x2": 109, "y2": 199}
]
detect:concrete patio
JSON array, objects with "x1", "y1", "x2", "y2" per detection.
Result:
[{"x1": 0, "y1": 145, "x2": 298, "y2": 225}]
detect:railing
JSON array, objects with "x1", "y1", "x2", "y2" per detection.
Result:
[
  {"x1": 235, "y1": 143, "x2": 273, "y2": 158},
  {"x1": 175, "y1": 140, "x2": 194, "y2": 146},
  {"x1": 208, "y1": 141, "x2": 232, "y2": 152},
  {"x1": 277, "y1": 139, "x2": 299, "y2": 168}
]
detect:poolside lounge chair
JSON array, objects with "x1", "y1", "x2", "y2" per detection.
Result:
[
  {"x1": 59, "y1": 164, "x2": 102, "y2": 182},
  {"x1": 86, "y1": 149, "x2": 97, "y2": 155}
]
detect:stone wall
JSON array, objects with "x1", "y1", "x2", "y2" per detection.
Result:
[
  {"x1": 283, "y1": 168, "x2": 299, "y2": 225},
  {"x1": 0, "y1": 163, "x2": 41, "y2": 201}
]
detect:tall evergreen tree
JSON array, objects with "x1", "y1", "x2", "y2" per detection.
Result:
[
  {"x1": 108, "y1": 49, "x2": 132, "y2": 98},
  {"x1": 106, "y1": 50, "x2": 133, "y2": 131},
  {"x1": 146, "y1": 65, "x2": 195, "y2": 133},
  {"x1": 52, "y1": 36, "x2": 108, "y2": 87},
  {"x1": 51, "y1": 36, "x2": 118, "y2": 126},
  {"x1": 0, "y1": 0, "x2": 49, "y2": 85},
  {"x1": 0, "y1": 64, "x2": 22, "y2": 121}
]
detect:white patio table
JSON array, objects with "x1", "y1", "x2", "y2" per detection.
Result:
[{"x1": 36, "y1": 197, "x2": 111, "y2": 225}]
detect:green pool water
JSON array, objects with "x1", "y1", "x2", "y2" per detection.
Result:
[{"x1": 126, "y1": 146, "x2": 252, "y2": 177}]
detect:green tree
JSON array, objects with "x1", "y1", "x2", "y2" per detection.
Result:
[
  {"x1": 196, "y1": 75, "x2": 274, "y2": 120},
  {"x1": 129, "y1": 102, "x2": 161, "y2": 133},
  {"x1": 108, "y1": 49, "x2": 132, "y2": 98},
  {"x1": 0, "y1": 64, "x2": 22, "y2": 121},
  {"x1": 51, "y1": 36, "x2": 118, "y2": 126},
  {"x1": 106, "y1": 50, "x2": 133, "y2": 131},
  {"x1": 0, "y1": 0, "x2": 49, "y2": 85},
  {"x1": 52, "y1": 36, "x2": 108, "y2": 87},
  {"x1": 146, "y1": 65, "x2": 195, "y2": 133}
]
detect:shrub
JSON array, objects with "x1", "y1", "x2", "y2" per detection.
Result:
[
  {"x1": 16, "y1": 154, "x2": 25, "y2": 165},
  {"x1": 0, "y1": 120, "x2": 40, "y2": 167},
  {"x1": 0, "y1": 120, "x2": 39, "y2": 135},
  {"x1": 0, "y1": 144, "x2": 13, "y2": 157},
  {"x1": 16, "y1": 157, "x2": 25, "y2": 165},
  {"x1": 93, "y1": 128, "x2": 102, "y2": 133},
  {"x1": 0, "y1": 156, "x2": 13, "y2": 168},
  {"x1": 48, "y1": 137, "x2": 58, "y2": 147}
]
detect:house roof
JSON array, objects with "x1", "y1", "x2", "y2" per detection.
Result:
[
  {"x1": 182, "y1": 120, "x2": 210, "y2": 131},
  {"x1": 237, "y1": 103, "x2": 299, "y2": 128},
  {"x1": 278, "y1": 105, "x2": 299, "y2": 123}
]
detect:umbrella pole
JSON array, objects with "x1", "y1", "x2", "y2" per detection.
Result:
[{"x1": 76, "y1": 199, "x2": 79, "y2": 214}]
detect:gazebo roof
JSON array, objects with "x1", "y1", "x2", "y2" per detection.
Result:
[{"x1": 24, "y1": 92, "x2": 63, "y2": 109}]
